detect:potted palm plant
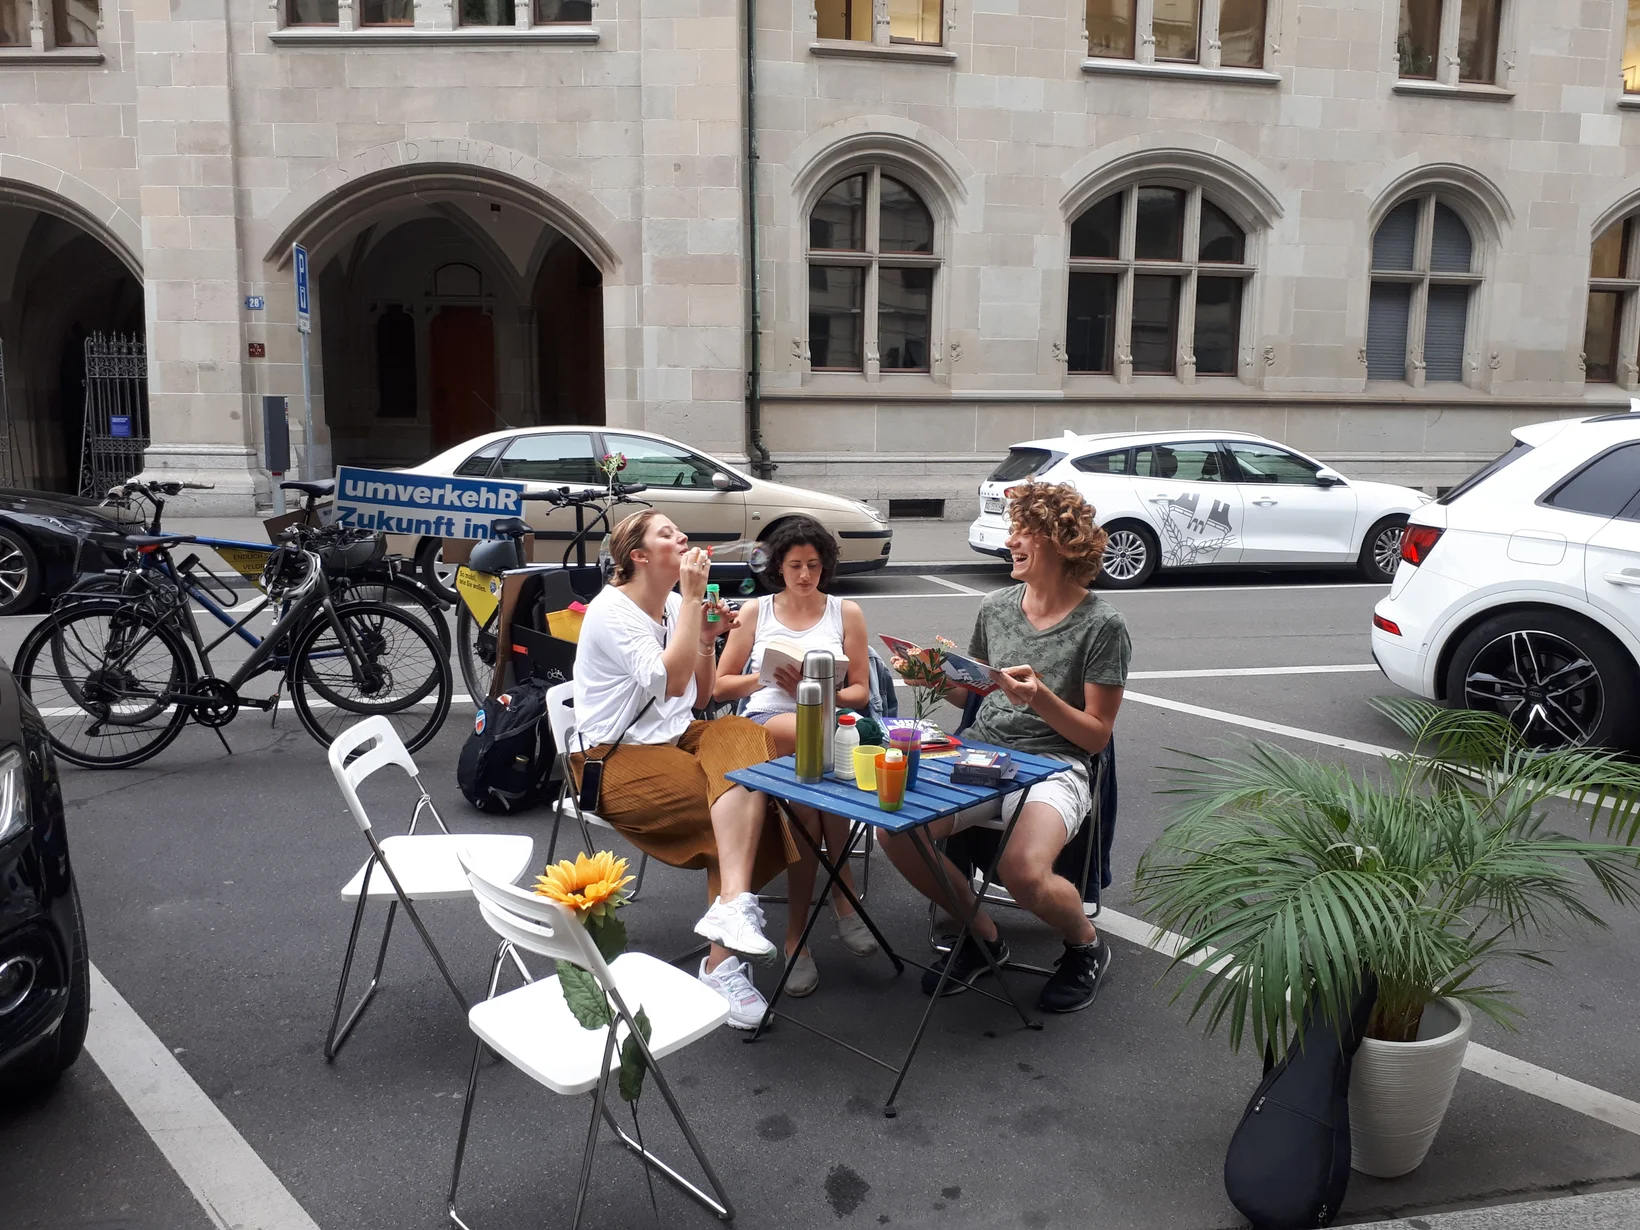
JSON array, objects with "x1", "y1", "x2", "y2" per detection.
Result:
[{"x1": 1135, "y1": 698, "x2": 1640, "y2": 1178}]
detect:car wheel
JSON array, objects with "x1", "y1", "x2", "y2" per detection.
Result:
[
  {"x1": 1357, "y1": 516, "x2": 1408, "y2": 584},
  {"x1": 0, "y1": 528, "x2": 40, "y2": 616},
  {"x1": 1444, "y1": 609, "x2": 1640, "y2": 751},
  {"x1": 415, "y1": 537, "x2": 458, "y2": 604},
  {"x1": 1096, "y1": 522, "x2": 1159, "y2": 589},
  {"x1": 0, "y1": 884, "x2": 88, "y2": 1097}
]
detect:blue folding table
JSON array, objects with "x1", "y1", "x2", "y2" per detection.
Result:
[{"x1": 726, "y1": 742, "x2": 1070, "y2": 1117}]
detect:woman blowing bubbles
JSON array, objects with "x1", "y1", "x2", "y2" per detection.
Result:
[{"x1": 570, "y1": 509, "x2": 795, "y2": 1027}]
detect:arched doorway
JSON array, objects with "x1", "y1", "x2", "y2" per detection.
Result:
[
  {"x1": 0, "y1": 204, "x2": 142, "y2": 491},
  {"x1": 301, "y1": 187, "x2": 608, "y2": 470}
]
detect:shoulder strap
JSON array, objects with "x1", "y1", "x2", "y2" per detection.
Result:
[{"x1": 581, "y1": 694, "x2": 656, "y2": 769}]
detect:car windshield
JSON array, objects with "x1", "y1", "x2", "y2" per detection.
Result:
[
  {"x1": 1438, "y1": 441, "x2": 1532, "y2": 505},
  {"x1": 989, "y1": 448, "x2": 1062, "y2": 483}
]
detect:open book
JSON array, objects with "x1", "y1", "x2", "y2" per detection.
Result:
[
  {"x1": 759, "y1": 638, "x2": 849, "y2": 688},
  {"x1": 880, "y1": 635, "x2": 1000, "y2": 697}
]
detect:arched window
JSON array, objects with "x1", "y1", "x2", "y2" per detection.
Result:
[
  {"x1": 1585, "y1": 218, "x2": 1638, "y2": 385},
  {"x1": 1065, "y1": 184, "x2": 1252, "y2": 378},
  {"x1": 807, "y1": 169, "x2": 938, "y2": 375},
  {"x1": 1365, "y1": 195, "x2": 1480, "y2": 385}
]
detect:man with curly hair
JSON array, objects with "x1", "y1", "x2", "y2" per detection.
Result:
[{"x1": 880, "y1": 481, "x2": 1129, "y2": 1013}]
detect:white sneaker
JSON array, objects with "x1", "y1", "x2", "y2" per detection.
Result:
[
  {"x1": 699, "y1": 956, "x2": 768, "y2": 1030},
  {"x1": 693, "y1": 893, "x2": 777, "y2": 961}
]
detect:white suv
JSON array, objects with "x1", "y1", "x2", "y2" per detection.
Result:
[{"x1": 1372, "y1": 413, "x2": 1640, "y2": 750}]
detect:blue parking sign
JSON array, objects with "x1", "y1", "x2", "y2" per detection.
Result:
[
  {"x1": 293, "y1": 243, "x2": 310, "y2": 335},
  {"x1": 109, "y1": 415, "x2": 131, "y2": 438}
]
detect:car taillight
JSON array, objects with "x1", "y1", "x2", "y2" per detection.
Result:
[
  {"x1": 1400, "y1": 524, "x2": 1443, "y2": 566},
  {"x1": 1373, "y1": 614, "x2": 1401, "y2": 636}
]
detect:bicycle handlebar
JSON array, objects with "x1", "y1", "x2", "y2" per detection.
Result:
[
  {"x1": 107, "y1": 479, "x2": 217, "y2": 499},
  {"x1": 519, "y1": 482, "x2": 649, "y2": 506}
]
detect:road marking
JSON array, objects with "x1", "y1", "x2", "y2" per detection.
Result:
[
  {"x1": 919, "y1": 574, "x2": 985, "y2": 597},
  {"x1": 1091, "y1": 908, "x2": 1640, "y2": 1137},
  {"x1": 1130, "y1": 664, "x2": 1382, "y2": 680},
  {"x1": 1114, "y1": 581, "x2": 1389, "y2": 595},
  {"x1": 86, "y1": 963, "x2": 324, "y2": 1230},
  {"x1": 1123, "y1": 690, "x2": 1401, "y2": 757},
  {"x1": 858, "y1": 591, "x2": 982, "y2": 600}
]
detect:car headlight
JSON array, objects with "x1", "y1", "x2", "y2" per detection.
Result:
[
  {"x1": 857, "y1": 502, "x2": 888, "y2": 524},
  {"x1": 0, "y1": 748, "x2": 28, "y2": 844}
]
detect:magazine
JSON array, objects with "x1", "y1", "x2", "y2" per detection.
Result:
[{"x1": 880, "y1": 635, "x2": 1000, "y2": 697}]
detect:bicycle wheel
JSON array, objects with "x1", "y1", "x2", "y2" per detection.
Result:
[
  {"x1": 13, "y1": 602, "x2": 195, "y2": 768},
  {"x1": 335, "y1": 575, "x2": 452, "y2": 650},
  {"x1": 455, "y1": 602, "x2": 499, "y2": 703},
  {"x1": 287, "y1": 600, "x2": 452, "y2": 753}
]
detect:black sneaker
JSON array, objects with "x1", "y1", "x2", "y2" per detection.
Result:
[
  {"x1": 1038, "y1": 939, "x2": 1110, "y2": 1013},
  {"x1": 921, "y1": 933, "x2": 1010, "y2": 997}
]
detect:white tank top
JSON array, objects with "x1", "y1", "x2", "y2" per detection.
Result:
[{"x1": 744, "y1": 593, "x2": 846, "y2": 717}]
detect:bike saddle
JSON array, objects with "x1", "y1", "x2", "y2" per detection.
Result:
[
  {"x1": 490, "y1": 516, "x2": 531, "y2": 538},
  {"x1": 280, "y1": 478, "x2": 336, "y2": 498}
]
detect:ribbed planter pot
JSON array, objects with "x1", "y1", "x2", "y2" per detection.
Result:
[{"x1": 1349, "y1": 998, "x2": 1473, "y2": 1178}]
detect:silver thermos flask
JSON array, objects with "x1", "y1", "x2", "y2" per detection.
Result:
[{"x1": 802, "y1": 649, "x2": 837, "y2": 774}]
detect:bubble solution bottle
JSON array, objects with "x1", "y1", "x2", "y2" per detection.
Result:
[{"x1": 833, "y1": 713, "x2": 860, "y2": 782}]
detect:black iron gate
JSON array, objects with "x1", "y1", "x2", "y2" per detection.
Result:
[{"x1": 77, "y1": 332, "x2": 148, "y2": 499}]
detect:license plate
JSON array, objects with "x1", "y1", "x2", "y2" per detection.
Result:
[{"x1": 982, "y1": 495, "x2": 1005, "y2": 515}]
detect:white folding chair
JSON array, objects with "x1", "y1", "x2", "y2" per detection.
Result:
[
  {"x1": 544, "y1": 682, "x2": 651, "y2": 899},
  {"x1": 448, "y1": 853, "x2": 734, "y2": 1230},
  {"x1": 325, "y1": 716, "x2": 534, "y2": 1061}
]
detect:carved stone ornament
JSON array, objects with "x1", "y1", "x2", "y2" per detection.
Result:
[
  {"x1": 792, "y1": 337, "x2": 810, "y2": 361},
  {"x1": 949, "y1": 341, "x2": 963, "y2": 363},
  {"x1": 1622, "y1": 359, "x2": 1639, "y2": 383},
  {"x1": 1261, "y1": 345, "x2": 1275, "y2": 367},
  {"x1": 1051, "y1": 341, "x2": 1068, "y2": 364},
  {"x1": 1488, "y1": 351, "x2": 1501, "y2": 371},
  {"x1": 1578, "y1": 351, "x2": 1588, "y2": 373},
  {"x1": 1358, "y1": 347, "x2": 1368, "y2": 366}
]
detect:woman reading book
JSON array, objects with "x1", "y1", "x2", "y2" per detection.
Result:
[
  {"x1": 714, "y1": 516, "x2": 878, "y2": 996},
  {"x1": 570, "y1": 509, "x2": 794, "y2": 1029},
  {"x1": 881, "y1": 481, "x2": 1129, "y2": 1015}
]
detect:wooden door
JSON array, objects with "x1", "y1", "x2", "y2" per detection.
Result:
[{"x1": 429, "y1": 306, "x2": 496, "y2": 451}]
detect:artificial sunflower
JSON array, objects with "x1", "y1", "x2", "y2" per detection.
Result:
[{"x1": 533, "y1": 851, "x2": 633, "y2": 921}]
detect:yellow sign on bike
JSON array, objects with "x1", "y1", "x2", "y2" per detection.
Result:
[
  {"x1": 215, "y1": 545, "x2": 275, "y2": 592},
  {"x1": 456, "y1": 566, "x2": 502, "y2": 625}
]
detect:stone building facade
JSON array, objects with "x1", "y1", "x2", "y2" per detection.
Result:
[{"x1": 3, "y1": 0, "x2": 1640, "y2": 514}]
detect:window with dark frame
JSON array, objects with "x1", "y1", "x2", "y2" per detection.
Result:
[
  {"x1": 806, "y1": 168, "x2": 938, "y2": 375},
  {"x1": 1365, "y1": 194, "x2": 1480, "y2": 385},
  {"x1": 1626, "y1": 0, "x2": 1640, "y2": 92},
  {"x1": 1586, "y1": 217, "x2": 1639, "y2": 387},
  {"x1": 818, "y1": 0, "x2": 939, "y2": 42},
  {"x1": 284, "y1": 0, "x2": 338, "y2": 23},
  {"x1": 1066, "y1": 184, "x2": 1251, "y2": 378}
]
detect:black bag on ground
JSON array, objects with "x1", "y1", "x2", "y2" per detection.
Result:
[
  {"x1": 456, "y1": 677, "x2": 557, "y2": 813},
  {"x1": 1222, "y1": 973, "x2": 1379, "y2": 1230}
]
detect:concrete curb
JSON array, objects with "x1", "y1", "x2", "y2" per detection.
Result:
[{"x1": 1347, "y1": 1186, "x2": 1640, "y2": 1229}]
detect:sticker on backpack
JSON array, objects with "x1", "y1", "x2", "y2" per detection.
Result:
[{"x1": 474, "y1": 709, "x2": 487, "y2": 735}]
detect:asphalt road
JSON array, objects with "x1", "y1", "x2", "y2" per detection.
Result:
[{"x1": 3, "y1": 568, "x2": 1639, "y2": 1230}]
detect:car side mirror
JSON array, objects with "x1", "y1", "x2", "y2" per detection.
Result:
[
  {"x1": 712, "y1": 472, "x2": 733, "y2": 491},
  {"x1": 1316, "y1": 472, "x2": 1345, "y2": 488}
]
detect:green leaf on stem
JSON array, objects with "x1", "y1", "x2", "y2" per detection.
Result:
[
  {"x1": 556, "y1": 960, "x2": 612, "y2": 1030},
  {"x1": 618, "y1": 1006, "x2": 653, "y2": 1104},
  {"x1": 589, "y1": 912, "x2": 627, "y2": 964}
]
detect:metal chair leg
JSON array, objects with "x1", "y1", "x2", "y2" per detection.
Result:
[
  {"x1": 446, "y1": 1033, "x2": 486, "y2": 1230},
  {"x1": 326, "y1": 860, "x2": 399, "y2": 1062},
  {"x1": 570, "y1": 1026, "x2": 621, "y2": 1230}
]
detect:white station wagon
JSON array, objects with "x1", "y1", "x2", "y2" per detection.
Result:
[{"x1": 969, "y1": 430, "x2": 1430, "y2": 588}]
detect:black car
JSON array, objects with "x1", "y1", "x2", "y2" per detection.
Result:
[
  {"x1": 0, "y1": 487, "x2": 142, "y2": 617},
  {"x1": 0, "y1": 660, "x2": 87, "y2": 1096}
]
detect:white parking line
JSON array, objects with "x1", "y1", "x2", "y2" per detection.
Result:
[
  {"x1": 1123, "y1": 690, "x2": 1401, "y2": 758},
  {"x1": 1129, "y1": 664, "x2": 1382, "y2": 680},
  {"x1": 85, "y1": 963, "x2": 323, "y2": 1230},
  {"x1": 919, "y1": 574, "x2": 986, "y2": 597},
  {"x1": 1116, "y1": 581, "x2": 1390, "y2": 594},
  {"x1": 1092, "y1": 907, "x2": 1640, "y2": 1137}
]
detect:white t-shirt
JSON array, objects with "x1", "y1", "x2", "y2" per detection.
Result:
[{"x1": 572, "y1": 587, "x2": 695, "y2": 747}]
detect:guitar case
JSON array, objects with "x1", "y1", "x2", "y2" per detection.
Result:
[{"x1": 1222, "y1": 973, "x2": 1379, "y2": 1229}]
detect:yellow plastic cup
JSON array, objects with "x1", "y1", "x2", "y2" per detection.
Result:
[{"x1": 854, "y1": 744, "x2": 884, "y2": 790}]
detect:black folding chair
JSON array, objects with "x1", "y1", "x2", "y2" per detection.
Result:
[{"x1": 930, "y1": 691, "x2": 1116, "y2": 975}]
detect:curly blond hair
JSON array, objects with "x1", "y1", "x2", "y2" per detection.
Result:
[{"x1": 1006, "y1": 481, "x2": 1109, "y2": 585}]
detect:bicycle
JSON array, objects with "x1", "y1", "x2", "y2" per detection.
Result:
[
  {"x1": 82, "y1": 478, "x2": 453, "y2": 650},
  {"x1": 452, "y1": 482, "x2": 650, "y2": 701},
  {"x1": 14, "y1": 501, "x2": 453, "y2": 768}
]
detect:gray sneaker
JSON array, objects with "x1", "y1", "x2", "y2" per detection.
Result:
[{"x1": 834, "y1": 910, "x2": 880, "y2": 957}]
